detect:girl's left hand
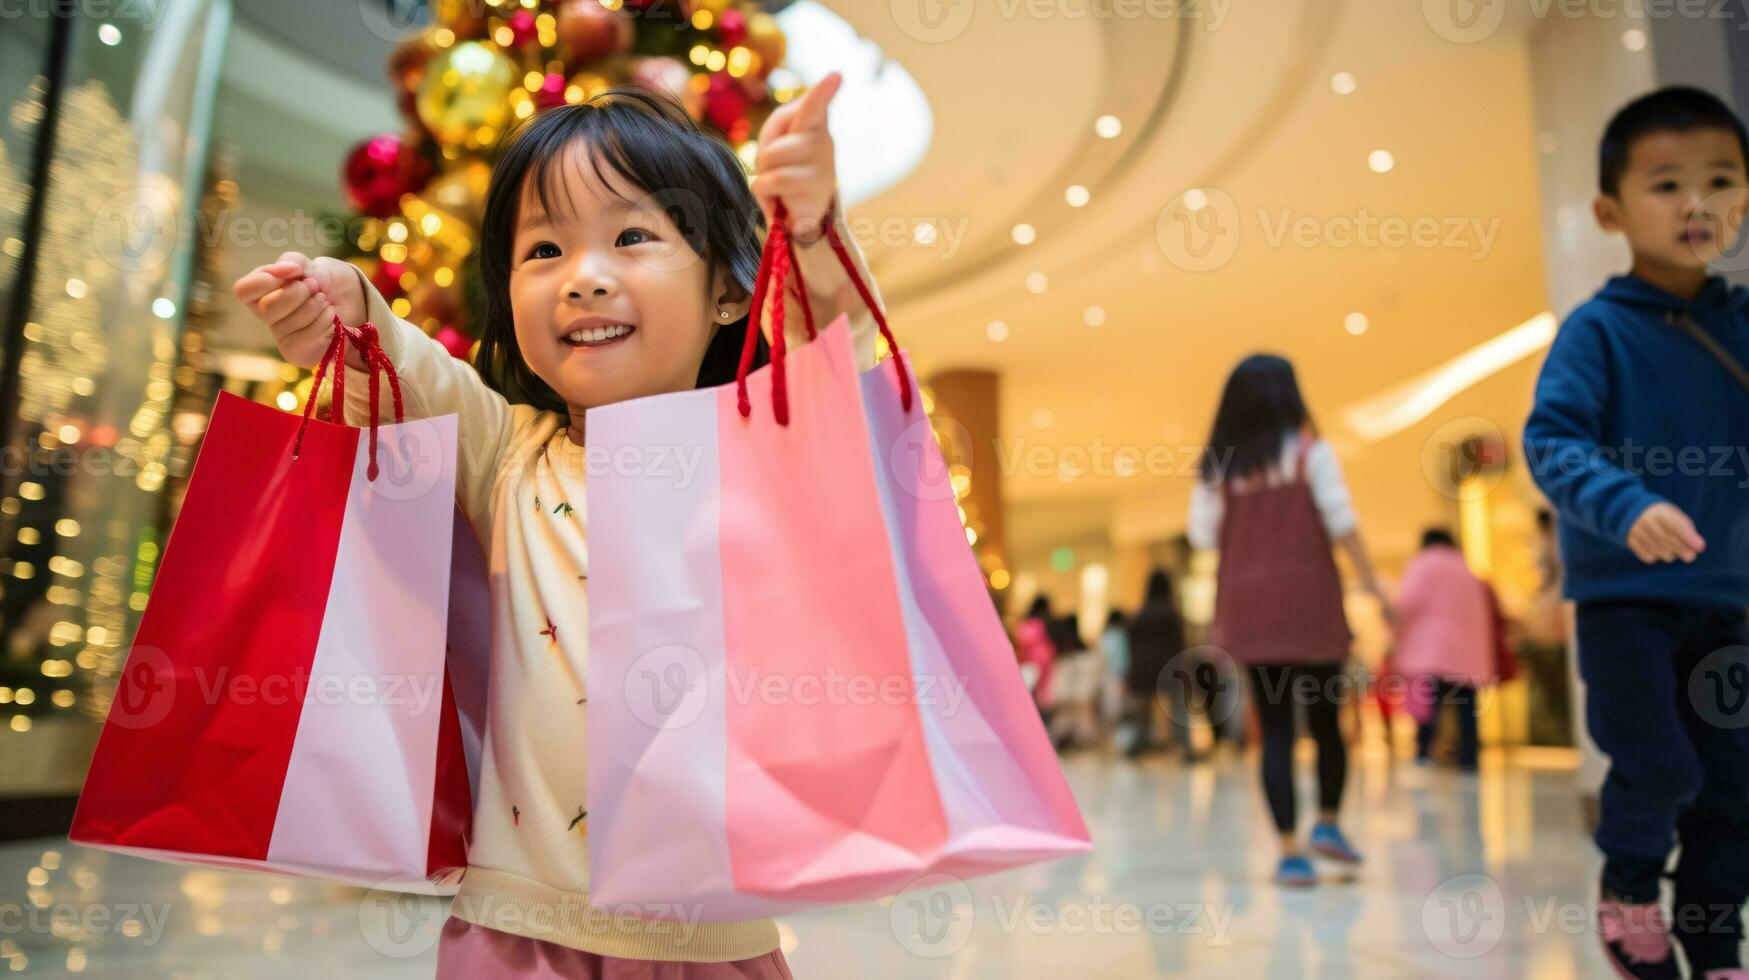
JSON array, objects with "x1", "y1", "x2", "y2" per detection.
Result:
[{"x1": 752, "y1": 71, "x2": 842, "y2": 246}]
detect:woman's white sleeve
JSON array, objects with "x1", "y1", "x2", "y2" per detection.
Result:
[
  {"x1": 1305, "y1": 439, "x2": 1358, "y2": 539},
  {"x1": 1187, "y1": 481, "x2": 1222, "y2": 551}
]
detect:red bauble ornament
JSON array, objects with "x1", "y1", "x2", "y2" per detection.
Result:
[
  {"x1": 434, "y1": 326, "x2": 475, "y2": 360},
  {"x1": 717, "y1": 7, "x2": 747, "y2": 46},
  {"x1": 704, "y1": 72, "x2": 749, "y2": 134},
  {"x1": 343, "y1": 135, "x2": 431, "y2": 220},
  {"x1": 555, "y1": 0, "x2": 634, "y2": 62},
  {"x1": 535, "y1": 71, "x2": 568, "y2": 111},
  {"x1": 506, "y1": 8, "x2": 538, "y2": 46},
  {"x1": 370, "y1": 260, "x2": 406, "y2": 301}
]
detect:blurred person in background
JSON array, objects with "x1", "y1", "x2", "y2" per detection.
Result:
[
  {"x1": 1125, "y1": 568, "x2": 1187, "y2": 760},
  {"x1": 1098, "y1": 610, "x2": 1131, "y2": 739},
  {"x1": 1015, "y1": 595, "x2": 1057, "y2": 723},
  {"x1": 1394, "y1": 528, "x2": 1492, "y2": 771},
  {"x1": 1190, "y1": 354, "x2": 1392, "y2": 887},
  {"x1": 1049, "y1": 614, "x2": 1103, "y2": 752}
]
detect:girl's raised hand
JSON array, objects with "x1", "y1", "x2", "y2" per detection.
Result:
[
  {"x1": 231, "y1": 251, "x2": 368, "y2": 370},
  {"x1": 751, "y1": 71, "x2": 842, "y2": 245}
]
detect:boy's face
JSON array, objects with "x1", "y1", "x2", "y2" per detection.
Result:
[{"x1": 1595, "y1": 126, "x2": 1749, "y2": 271}]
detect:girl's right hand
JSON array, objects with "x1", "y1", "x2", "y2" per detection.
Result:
[{"x1": 231, "y1": 251, "x2": 368, "y2": 370}]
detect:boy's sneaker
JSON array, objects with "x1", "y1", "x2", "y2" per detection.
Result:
[
  {"x1": 1308, "y1": 822, "x2": 1363, "y2": 864},
  {"x1": 1597, "y1": 896, "x2": 1680, "y2": 979},
  {"x1": 1275, "y1": 854, "x2": 1316, "y2": 887}
]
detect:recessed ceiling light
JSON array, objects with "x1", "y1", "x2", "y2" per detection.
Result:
[
  {"x1": 1622, "y1": 29, "x2": 1647, "y2": 51},
  {"x1": 986, "y1": 320, "x2": 1009, "y2": 341},
  {"x1": 1084, "y1": 306, "x2": 1106, "y2": 327},
  {"x1": 1012, "y1": 223, "x2": 1037, "y2": 245},
  {"x1": 1031, "y1": 407, "x2": 1054, "y2": 429},
  {"x1": 1368, "y1": 149, "x2": 1395, "y2": 173},
  {"x1": 98, "y1": 24, "x2": 122, "y2": 45},
  {"x1": 1095, "y1": 115, "x2": 1122, "y2": 138},
  {"x1": 1345, "y1": 312, "x2": 1369, "y2": 335},
  {"x1": 1331, "y1": 72, "x2": 1356, "y2": 95},
  {"x1": 152, "y1": 298, "x2": 176, "y2": 319},
  {"x1": 1182, "y1": 188, "x2": 1208, "y2": 211},
  {"x1": 1025, "y1": 272, "x2": 1049, "y2": 294},
  {"x1": 1065, "y1": 185, "x2": 1090, "y2": 207},
  {"x1": 913, "y1": 222, "x2": 937, "y2": 245}
]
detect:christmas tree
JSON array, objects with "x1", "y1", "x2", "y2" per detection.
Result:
[{"x1": 338, "y1": 0, "x2": 798, "y2": 358}]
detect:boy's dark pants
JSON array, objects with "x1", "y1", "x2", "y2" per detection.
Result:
[{"x1": 1578, "y1": 599, "x2": 1749, "y2": 970}]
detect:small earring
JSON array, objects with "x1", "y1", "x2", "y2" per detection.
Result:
[{"x1": 720, "y1": 310, "x2": 731, "y2": 319}]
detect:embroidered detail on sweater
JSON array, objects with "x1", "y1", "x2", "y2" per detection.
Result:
[
  {"x1": 552, "y1": 501, "x2": 575, "y2": 516},
  {"x1": 569, "y1": 807, "x2": 587, "y2": 834}
]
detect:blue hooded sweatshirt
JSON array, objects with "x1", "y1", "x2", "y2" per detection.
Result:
[{"x1": 1523, "y1": 274, "x2": 1749, "y2": 609}]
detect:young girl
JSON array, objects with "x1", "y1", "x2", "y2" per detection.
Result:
[
  {"x1": 1187, "y1": 354, "x2": 1392, "y2": 887},
  {"x1": 1395, "y1": 528, "x2": 1492, "y2": 770},
  {"x1": 233, "y1": 77, "x2": 877, "y2": 978}
]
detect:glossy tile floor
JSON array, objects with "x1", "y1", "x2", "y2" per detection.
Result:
[{"x1": 0, "y1": 744, "x2": 1682, "y2": 978}]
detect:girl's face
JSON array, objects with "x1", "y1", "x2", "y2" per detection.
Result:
[{"x1": 508, "y1": 141, "x2": 745, "y2": 411}]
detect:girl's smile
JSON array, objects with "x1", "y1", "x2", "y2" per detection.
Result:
[{"x1": 559, "y1": 316, "x2": 638, "y2": 350}]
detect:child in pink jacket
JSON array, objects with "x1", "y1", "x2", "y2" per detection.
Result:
[{"x1": 1395, "y1": 529, "x2": 1494, "y2": 769}]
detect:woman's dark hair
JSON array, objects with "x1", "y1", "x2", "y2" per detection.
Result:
[
  {"x1": 475, "y1": 87, "x2": 770, "y2": 417},
  {"x1": 1421, "y1": 527, "x2": 1457, "y2": 550},
  {"x1": 1141, "y1": 567, "x2": 1176, "y2": 608},
  {"x1": 1198, "y1": 353, "x2": 1313, "y2": 485},
  {"x1": 1025, "y1": 595, "x2": 1051, "y2": 620},
  {"x1": 1105, "y1": 609, "x2": 1127, "y2": 630}
]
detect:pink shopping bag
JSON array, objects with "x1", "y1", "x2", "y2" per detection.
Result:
[
  {"x1": 70, "y1": 318, "x2": 488, "y2": 894},
  {"x1": 585, "y1": 207, "x2": 1090, "y2": 920}
]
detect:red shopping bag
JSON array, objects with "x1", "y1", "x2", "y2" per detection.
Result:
[
  {"x1": 585, "y1": 205, "x2": 1090, "y2": 920},
  {"x1": 70, "y1": 318, "x2": 487, "y2": 894}
]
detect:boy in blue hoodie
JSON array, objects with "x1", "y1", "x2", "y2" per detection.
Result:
[{"x1": 1526, "y1": 86, "x2": 1749, "y2": 980}]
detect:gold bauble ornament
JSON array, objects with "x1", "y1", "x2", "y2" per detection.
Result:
[{"x1": 415, "y1": 41, "x2": 518, "y2": 149}]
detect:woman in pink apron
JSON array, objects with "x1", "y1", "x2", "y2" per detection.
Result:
[{"x1": 1188, "y1": 354, "x2": 1393, "y2": 886}]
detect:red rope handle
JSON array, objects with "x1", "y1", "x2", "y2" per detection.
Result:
[
  {"x1": 736, "y1": 214, "x2": 783, "y2": 419},
  {"x1": 734, "y1": 199, "x2": 911, "y2": 424},
  {"x1": 767, "y1": 233, "x2": 792, "y2": 426},
  {"x1": 821, "y1": 204, "x2": 912, "y2": 413},
  {"x1": 291, "y1": 310, "x2": 405, "y2": 482},
  {"x1": 782, "y1": 230, "x2": 817, "y2": 342}
]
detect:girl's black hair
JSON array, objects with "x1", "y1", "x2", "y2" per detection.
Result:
[
  {"x1": 1421, "y1": 527, "x2": 1457, "y2": 550},
  {"x1": 1025, "y1": 595, "x2": 1051, "y2": 620},
  {"x1": 1198, "y1": 353, "x2": 1314, "y2": 485},
  {"x1": 475, "y1": 87, "x2": 770, "y2": 417}
]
